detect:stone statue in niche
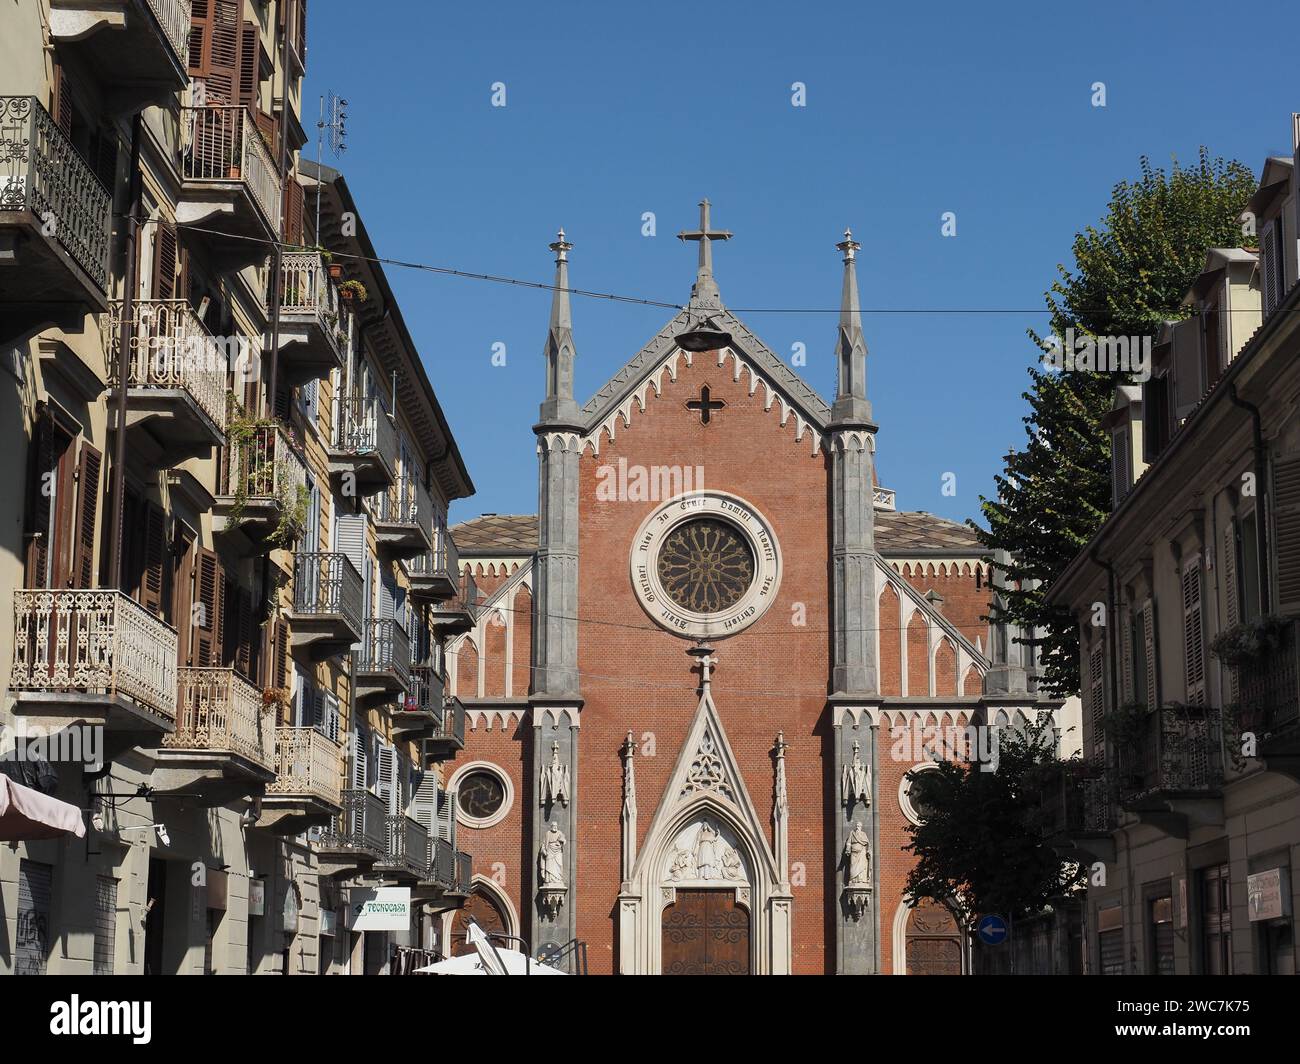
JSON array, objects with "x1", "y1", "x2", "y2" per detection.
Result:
[
  {"x1": 540, "y1": 740, "x2": 570, "y2": 807},
  {"x1": 844, "y1": 821, "x2": 872, "y2": 887},
  {"x1": 694, "y1": 820, "x2": 723, "y2": 879},
  {"x1": 841, "y1": 740, "x2": 870, "y2": 807},
  {"x1": 538, "y1": 821, "x2": 566, "y2": 887},
  {"x1": 666, "y1": 820, "x2": 745, "y2": 882}
]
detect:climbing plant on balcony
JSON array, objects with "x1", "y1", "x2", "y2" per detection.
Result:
[
  {"x1": 224, "y1": 393, "x2": 309, "y2": 548},
  {"x1": 1208, "y1": 614, "x2": 1289, "y2": 668}
]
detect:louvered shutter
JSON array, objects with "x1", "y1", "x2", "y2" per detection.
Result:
[
  {"x1": 284, "y1": 179, "x2": 305, "y2": 245},
  {"x1": 1111, "y1": 429, "x2": 1129, "y2": 507},
  {"x1": 1120, "y1": 606, "x2": 1134, "y2": 704},
  {"x1": 72, "y1": 442, "x2": 102, "y2": 589},
  {"x1": 317, "y1": 691, "x2": 340, "y2": 742},
  {"x1": 1143, "y1": 600, "x2": 1157, "y2": 710},
  {"x1": 238, "y1": 21, "x2": 259, "y2": 112},
  {"x1": 1261, "y1": 221, "x2": 1279, "y2": 317},
  {"x1": 1088, "y1": 642, "x2": 1105, "y2": 757},
  {"x1": 153, "y1": 224, "x2": 177, "y2": 300},
  {"x1": 273, "y1": 618, "x2": 289, "y2": 698},
  {"x1": 139, "y1": 503, "x2": 167, "y2": 614},
  {"x1": 435, "y1": 787, "x2": 456, "y2": 845},
  {"x1": 1273, "y1": 453, "x2": 1300, "y2": 615},
  {"x1": 53, "y1": 65, "x2": 74, "y2": 136},
  {"x1": 1223, "y1": 524, "x2": 1239, "y2": 701},
  {"x1": 411, "y1": 771, "x2": 438, "y2": 834},
  {"x1": 194, "y1": 548, "x2": 221, "y2": 665},
  {"x1": 1182, "y1": 560, "x2": 1205, "y2": 706},
  {"x1": 335, "y1": 510, "x2": 366, "y2": 577},
  {"x1": 24, "y1": 410, "x2": 54, "y2": 587},
  {"x1": 350, "y1": 726, "x2": 368, "y2": 789},
  {"x1": 375, "y1": 741, "x2": 396, "y2": 808}
]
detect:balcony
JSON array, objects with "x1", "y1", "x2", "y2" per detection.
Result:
[
  {"x1": 287, "y1": 551, "x2": 363, "y2": 661},
  {"x1": 213, "y1": 421, "x2": 309, "y2": 549},
  {"x1": 261, "y1": 726, "x2": 344, "y2": 836},
  {"x1": 1235, "y1": 619, "x2": 1300, "y2": 778},
  {"x1": 1116, "y1": 705, "x2": 1224, "y2": 837},
  {"x1": 104, "y1": 298, "x2": 228, "y2": 462},
  {"x1": 374, "y1": 474, "x2": 433, "y2": 559},
  {"x1": 375, "y1": 814, "x2": 430, "y2": 883},
  {"x1": 274, "y1": 250, "x2": 346, "y2": 383},
  {"x1": 393, "y1": 661, "x2": 445, "y2": 740},
  {"x1": 48, "y1": 0, "x2": 190, "y2": 113},
  {"x1": 154, "y1": 667, "x2": 276, "y2": 803},
  {"x1": 318, "y1": 787, "x2": 385, "y2": 878},
  {"x1": 1039, "y1": 764, "x2": 1116, "y2": 864},
  {"x1": 427, "y1": 836, "x2": 473, "y2": 896},
  {"x1": 430, "y1": 566, "x2": 480, "y2": 634},
  {"x1": 10, "y1": 589, "x2": 177, "y2": 737},
  {"x1": 178, "y1": 105, "x2": 282, "y2": 267},
  {"x1": 329, "y1": 395, "x2": 398, "y2": 494},
  {"x1": 427, "y1": 696, "x2": 466, "y2": 761},
  {"x1": 353, "y1": 618, "x2": 411, "y2": 701},
  {"x1": 0, "y1": 97, "x2": 111, "y2": 343},
  {"x1": 407, "y1": 523, "x2": 461, "y2": 601}
]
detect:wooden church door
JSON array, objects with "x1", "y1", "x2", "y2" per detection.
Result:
[
  {"x1": 905, "y1": 899, "x2": 964, "y2": 975},
  {"x1": 662, "y1": 889, "x2": 750, "y2": 975}
]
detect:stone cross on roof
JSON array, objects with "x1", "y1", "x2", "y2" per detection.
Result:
[{"x1": 678, "y1": 199, "x2": 732, "y2": 308}]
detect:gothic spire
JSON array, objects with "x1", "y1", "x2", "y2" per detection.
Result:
[
  {"x1": 540, "y1": 228, "x2": 580, "y2": 424},
  {"x1": 831, "y1": 228, "x2": 874, "y2": 427}
]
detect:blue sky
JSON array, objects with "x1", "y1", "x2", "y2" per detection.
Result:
[{"x1": 304, "y1": 0, "x2": 1297, "y2": 526}]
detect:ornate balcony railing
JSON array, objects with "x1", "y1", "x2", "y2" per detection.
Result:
[
  {"x1": 292, "y1": 551, "x2": 363, "y2": 632},
  {"x1": 268, "y1": 726, "x2": 342, "y2": 807},
  {"x1": 357, "y1": 618, "x2": 411, "y2": 689},
  {"x1": 405, "y1": 663, "x2": 445, "y2": 714},
  {"x1": 11, "y1": 589, "x2": 178, "y2": 721},
  {"x1": 103, "y1": 298, "x2": 229, "y2": 432},
  {"x1": 433, "y1": 695, "x2": 466, "y2": 749},
  {"x1": 145, "y1": 0, "x2": 192, "y2": 63},
  {"x1": 222, "y1": 420, "x2": 308, "y2": 505},
  {"x1": 1041, "y1": 764, "x2": 1115, "y2": 835},
  {"x1": 376, "y1": 473, "x2": 433, "y2": 534},
  {"x1": 442, "y1": 566, "x2": 480, "y2": 623},
  {"x1": 179, "y1": 104, "x2": 282, "y2": 232},
  {"x1": 334, "y1": 394, "x2": 397, "y2": 463},
  {"x1": 0, "y1": 96, "x2": 111, "y2": 291},
  {"x1": 1236, "y1": 620, "x2": 1300, "y2": 740},
  {"x1": 383, "y1": 814, "x2": 430, "y2": 878},
  {"x1": 429, "y1": 835, "x2": 457, "y2": 889},
  {"x1": 279, "y1": 249, "x2": 343, "y2": 348},
  {"x1": 1117, "y1": 705, "x2": 1223, "y2": 800},
  {"x1": 321, "y1": 788, "x2": 386, "y2": 854},
  {"x1": 166, "y1": 666, "x2": 273, "y2": 767}
]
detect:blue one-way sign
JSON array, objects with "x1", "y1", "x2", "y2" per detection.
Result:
[{"x1": 977, "y1": 914, "x2": 1009, "y2": 945}]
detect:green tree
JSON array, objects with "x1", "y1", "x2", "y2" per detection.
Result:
[
  {"x1": 903, "y1": 717, "x2": 1081, "y2": 921},
  {"x1": 974, "y1": 148, "x2": 1258, "y2": 695}
]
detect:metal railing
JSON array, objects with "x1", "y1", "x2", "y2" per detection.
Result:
[
  {"x1": 292, "y1": 551, "x2": 363, "y2": 633},
  {"x1": 145, "y1": 0, "x2": 192, "y2": 63},
  {"x1": 1236, "y1": 620, "x2": 1300, "y2": 739},
  {"x1": 11, "y1": 589, "x2": 178, "y2": 721},
  {"x1": 376, "y1": 473, "x2": 433, "y2": 534},
  {"x1": 357, "y1": 618, "x2": 411, "y2": 689},
  {"x1": 383, "y1": 814, "x2": 430, "y2": 878},
  {"x1": 278, "y1": 250, "x2": 343, "y2": 355},
  {"x1": 179, "y1": 104, "x2": 282, "y2": 231},
  {"x1": 1117, "y1": 706, "x2": 1223, "y2": 799},
  {"x1": 322, "y1": 788, "x2": 386, "y2": 854},
  {"x1": 268, "y1": 726, "x2": 342, "y2": 807},
  {"x1": 334, "y1": 394, "x2": 397, "y2": 467},
  {"x1": 405, "y1": 663, "x2": 445, "y2": 715},
  {"x1": 0, "y1": 96, "x2": 111, "y2": 290},
  {"x1": 1041, "y1": 765, "x2": 1115, "y2": 835},
  {"x1": 104, "y1": 298, "x2": 229, "y2": 432},
  {"x1": 429, "y1": 835, "x2": 457, "y2": 890},
  {"x1": 166, "y1": 667, "x2": 273, "y2": 768},
  {"x1": 222, "y1": 420, "x2": 308, "y2": 504}
]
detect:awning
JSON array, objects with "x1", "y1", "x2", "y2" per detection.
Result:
[{"x1": 0, "y1": 775, "x2": 87, "y2": 841}]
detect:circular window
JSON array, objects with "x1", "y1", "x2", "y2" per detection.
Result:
[
  {"x1": 899, "y1": 762, "x2": 941, "y2": 826},
  {"x1": 630, "y1": 491, "x2": 782, "y2": 639},
  {"x1": 449, "y1": 762, "x2": 514, "y2": 829},
  {"x1": 657, "y1": 518, "x2": 756, "y2": 613}
]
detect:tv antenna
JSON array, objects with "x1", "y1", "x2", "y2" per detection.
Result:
[{"x1": 315, "y1": 92, "x2": 349, "y2": 241}]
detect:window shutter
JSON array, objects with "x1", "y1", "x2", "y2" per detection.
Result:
[
  {"x1": 435, "y1": 787, "x2": 456, "y2": 844},
  {"x1": 274, "y1": 618, "x2": 289, "y2": 696},
  {"x1": 153, "y1": 224, "x2": 177, "y2": 301},
  {"x1": 72, "y1": 442, "x2": 102, "y2": 589},
  {"x1": 335, "y1": 511, "x2": 366, "y2": 576},
  {"x1": 1182, "y1": 560, "x2": 1205, "y2": 706},
  {"x1": 317, "y1": 691, "x2": 340, "y2": 743},
  {"x1": 139, "y1": 503, "x2": 167, "y2": 614},
  {"x1": 190, "y1": 0, "x2": 242, "y2": 101},
  {"x1": 1223, "y1": 523, "x2": 1239, "y2": 701},
  {"x1": 1111, "y1": 429, "x2": 1129, "y2": 508},
  {"x1": 1143, "y1": 600, "x2": 1157, "y2": 711},
  {"x1": 1273, "y1": 453, "x2": 1300, "y2": 615},
  {"x1": 25, "y1": 409, "x2": 55, "y2": 587},
  {"x1": 1120, "y1": 606, "x2": 1134, "y2": 704},
  {"x1": 193, "y1": 549, "x2": 220, "y2": 665},
  {"x1": 238, "y1": 21, "x2": 259, "y2": 112},
  {"x1": 350, "y1": 726, "x2": 368, "y2": 790},
  {"x1": 284, "y1": 178, "x2": 305, "y2": 245},
  {"x1": 375, "y1": 742, "x2": 396, "y2": 808},
  {"x1": 1088, "y1": 641, "x2": 1105, "y2": 757},
  {"x1": 1261, "y1": 221, "x2": 1279, "y2": 317},
  {"x1": 53, "y1": 65, "x2": 74, "y2": 137},
  {"x1": 411, "y1": 771, "x2": 438, "y2": 834}
]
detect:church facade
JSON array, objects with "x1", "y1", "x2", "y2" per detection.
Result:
[{"x1": 440, "y1": 204, "x2": 1059, "y2": 975}]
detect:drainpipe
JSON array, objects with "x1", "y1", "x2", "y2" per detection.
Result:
[
  {"x1": 108, "y1": 113, "x2": 143, "y2": 589},
  {"x1": 1227, "y1": 383, "x2": 1271, "y2": 613}
]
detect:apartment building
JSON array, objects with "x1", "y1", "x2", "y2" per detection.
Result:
[
  {"x1": 0, "y1": 0, "x2": 476, "y2": 975},
  {"x1": 1046, "y1": 115, "x2": 1300, "y2": 976}
]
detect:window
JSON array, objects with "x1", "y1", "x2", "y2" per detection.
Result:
[
  {"x1": 1097, "y1": 905, "x2": 1124, "y2": 976},
  {"x1": 94, "y1": 876, "x2": 117, "y2": 975},
  {"x1": 1111, "y1": 428, "x2": 1131, "y2": 507},
  {"x1": 898, "y1": 763, "x2": 940, "y2": 826},
  {"x1": 1147, "y1": 894, "x2": 1174, "y2": 975},
  {"x1": 1181, "y1": 561, "x2": 1205, "y2": 706},
  {"x1": 1129, "y1": 609, "x2": 1147, "y2": 708},
  {"x1": 458, "y1": 771, "x2": 506, "y2": 820},
  {"x1": 1239, "y1": 511, "x2": 1261, "y2": 622},
  {"x1": 16, "y1": 860, "x2": 53, "y2": 975},
  {"x1": 1200, "y1": 864, "x2": 1233, "y2": 975},
  {"x1": 449, "y1": 762, "x2": 514, "y2": 829}
]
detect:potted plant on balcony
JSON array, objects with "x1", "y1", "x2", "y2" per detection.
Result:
[
  {"x1": 339, "y1": 280, "x2": 368, "y2": 305},
  {"x1": 1209, "y1": 614, "x2": 1289, "y2": 668}
]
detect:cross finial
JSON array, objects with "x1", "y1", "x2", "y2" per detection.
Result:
[
  {"x1": 677, "y1": 200, "x2": 732, "y2": 308},
  {"x1": 688, "y1": 644, "x2": 717, "y2": 691},
  {"x1": 549, "y1": 228, "x2": 572, "y2": 262},
  {"x1": 836, "y1": 227, "x2": 860, "y2": 262}
]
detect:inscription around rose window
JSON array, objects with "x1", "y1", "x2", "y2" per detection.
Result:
[{"x1": 656, "y1": 519, "x2": 755, "y2": 614}]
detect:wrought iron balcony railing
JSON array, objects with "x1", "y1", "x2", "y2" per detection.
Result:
[
  {"x1": 11, "y1": 589, "x2": 178, "y2": 722},
  {"x1": 356, "y1": 617, "x2": 411, "y2": 689},
  {"x1": 278, "y1": 250, "x2": 343, "y2": 349},
  {"x1": 429, "y1": 835, "x2": 458, "y2": 890},
  {"x1": 221, "y1": 420, "x2": 308, "y2": 506},
  {"x1": 179, "y1": 104, "x2": 282, "y2": 232},
  {"x1": 1041, "y1": 765, "x2": 1116, "y2": 836},
  {"x1": 432, "y1": 695, "x2": 466, "y2": 750},
  {"x1": 0, "y1": 96, "x2": 111, "y2": 291},
  {"x1": 104, "y1": 298, "x2": 230, "y2": 432},
  {"x1": 376, "y1": 473, "x2": 433, "y2": 533},
  {"x1": 145, "y1": 0, "x2": 193, "y2": 64},
  {"x1": 405, "y1": 663, "x2": 446, "y2": 714},
  {"x1": 1117, "y1": 705, "x2": 1223, "y2": 801},
  {"x1": 1236, "y1": 619, "x2": 1300, "y2": 740},
  {"x1": 321, "y1": 788, "x2": 386, "y2": 855},
  {"x1": 292, "y1": 551, "x2": 363, "y2": 633},
  {"x1": 382, "y1": 814, "x2": 430, "y2": 878},
  {"x1": 165, "y1": 666, "x2": 274, "y2": 769},
  {"x1": 334, "y1": 394, "x2": 398, "y2": 471},
  {"x1": 267, "y1": 726, "x2": 342, "y2": 808}
]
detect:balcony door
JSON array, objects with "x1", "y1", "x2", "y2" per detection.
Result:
[{"x1": 24, "y1": 407, "x2": 89, "y2": 590}]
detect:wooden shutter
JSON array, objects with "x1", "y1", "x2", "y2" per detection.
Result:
[
  {"x1": 1182, "y1": 560, "x2": 1205, "y2": 706},
  {"x1": 411, "y1": 771, "x2": 438, "y2": 834},
  {"x1": 1088, "y1": 641, "x2": 1105, "y2": 757},
  {"x1": 153, "y1": 224, "x2": 177, "y2": 300},
  {"x1": 139, "y1": 503, "x2": 167, "y2": 615},
  {"x1": 1143, "y1": 600, "x2": 1158, "y2": 711},
  {"x1": 284, "y1": 179, "x2": 305, "y2": 245},
  {"x1": 1223, "y1": 523, "x2": 1239, "y2": 701},
  {"x1": 190, "y1": 0, "x2": 243, "y2": 102},
  {"x1": 72, "y1": 442, "x2": 102, "y2": 589},
  {"x1": 1111, "y1": 429, "x2": 1129, "y2": 508},
  {"x1": 24, "y1": 409, "x2": 54, "y2": 587},
  {"x1": 1120, "y1": 605, "x2": 1134, "y2": 705},
  {"x1": 194, "y1": 548, "x2": 222, "y2": 665},
  {"x1": 350, "y1": 726, "x2": 368, "y2": 790},
  {"x1": 1273, "y1": 453, "x2": 1300, "y2": 615},
  {"x1": 375, "y1": 741, "x2": 396, "y2": 809},
  {"x1": 1261, "y1": 221, "x2": 1279, "y2": 317},
  {"x1": 273, "y1": 618, "x2": 289, "y2": 695},
  {"x1": 316, "y1": 691, "x2": 340, "y2": 743},
  {"x1": 238, "y1": 21, "x2": 259, "y2": 112},
  {"x1": 53, "y1": 65, "x2": 74, "y2": 137}
]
